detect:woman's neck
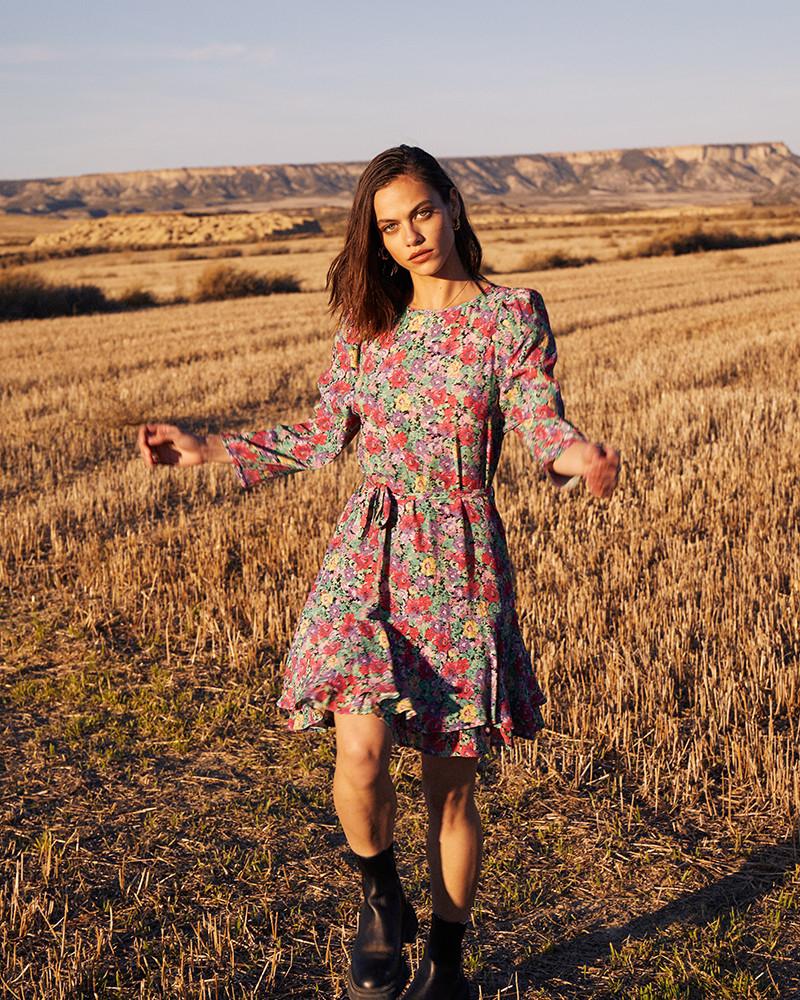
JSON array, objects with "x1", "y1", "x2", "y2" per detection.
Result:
[{"x1": 407, "y1": 277, "x2": 487, "y2": 311}]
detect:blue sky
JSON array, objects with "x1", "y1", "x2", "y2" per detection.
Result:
[{"x1": 1, "y1": 0, "x2": 798, "y2": 179}]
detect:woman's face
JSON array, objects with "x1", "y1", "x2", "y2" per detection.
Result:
[{"x1": 373, "y1": 174, "x2": 459, "y2": 276}]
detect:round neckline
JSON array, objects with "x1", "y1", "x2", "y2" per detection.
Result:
[{"x1": 404, "y1": 282, "x2": 495, "y2": 315}]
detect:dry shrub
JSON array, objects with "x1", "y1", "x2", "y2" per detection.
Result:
[
  {"x1": 193, "y1": 263, "x2": 300, "y2": 302},
  {"x1": 0, "y1": 267, "x2": 109, "y2": 321},
  {"x1": 116, "y1": 284, "x2": 159, "y2": 310},
  {"x1": 0, "y1": 269, "x2": 165, "y2": 320},
  {"x1": 518, "y1": 250, "x2": 598, "y2": 271},
  {"x1": 628, "y1": 226, "x2": 800, "y2": 258}
]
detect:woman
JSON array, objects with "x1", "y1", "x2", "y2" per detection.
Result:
[{"x1": 138, "y1": 144, "x2": 620, "y2": 1000}]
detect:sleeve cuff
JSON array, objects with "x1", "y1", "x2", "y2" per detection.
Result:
[{"x1": 219, "y1": 433, "x2": 253, "y2": 490}]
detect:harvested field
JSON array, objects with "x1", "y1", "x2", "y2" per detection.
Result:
[{"x1": 1, "y1": 210, "x2": 798, "y2": 998}]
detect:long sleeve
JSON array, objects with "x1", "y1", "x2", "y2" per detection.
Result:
[
  {"x1": 220, "y1": 326, "x2": 361, "y2": 490},
  {"x1": 496, "y1": 288, "x2": 586, "y2": 490}
]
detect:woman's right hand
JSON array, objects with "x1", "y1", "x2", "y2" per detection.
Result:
[{"x1": 137, "y1": 423, "x2": 206, "y2": 467}]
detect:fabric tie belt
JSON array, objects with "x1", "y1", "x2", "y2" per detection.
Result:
[
  {"x1": 354, "y1": 473, "x2": 494, "y2": 610},
  {"x1": 357, "y1": 473, "x2": 495, "y2": 539}
]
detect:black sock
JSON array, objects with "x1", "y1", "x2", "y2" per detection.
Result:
[
  {"x1": 428, "y1": 912, "x2": 467, "y2": 965},
  {"x1": 351, "y1": 842, "x2": 398, "y2": 884}
]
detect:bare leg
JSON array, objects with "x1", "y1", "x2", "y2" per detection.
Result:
[
  {"x1": 333, "y1": 712, "x2": 396, "y2": 857},
  {"x1": 421, "y1": 755, "x2": 482, "y2": 921}
]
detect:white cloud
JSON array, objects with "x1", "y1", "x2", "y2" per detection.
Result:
[
  {"x1": 159, "y1": 43, "x2": 276, "y2": 63},
  {"x1": 0, "y1": 44, "x2": 61, "y2": 65}
]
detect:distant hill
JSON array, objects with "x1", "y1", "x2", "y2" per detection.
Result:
[{"x1": 2, "y1": 142, "x2": 799, "y2": 216}]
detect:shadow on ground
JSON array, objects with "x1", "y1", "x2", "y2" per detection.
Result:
[{"x1": 481, "y1": 831, "x2": 799, "y2": 998}]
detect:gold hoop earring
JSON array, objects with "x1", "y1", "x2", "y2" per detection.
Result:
[{"x1": 453, "y1": 217, "x2": 461, "y2": 231}]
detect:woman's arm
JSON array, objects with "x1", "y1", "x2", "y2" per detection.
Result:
[
  {"x1": 199, "y1": 434, "x2": 232, "y2": 464},
  {"x1": 498, "y1": 289, "x2": 620, "y2": 498},
  {"x1": 138, "y1": 326, "x2": 361, "y2": 487},
  {"x1": 497, "y1": 288, "x2": 587, "y2": 488},
  {"x1": 217, "y1": 326, "x2": 361, "y2": 489}
]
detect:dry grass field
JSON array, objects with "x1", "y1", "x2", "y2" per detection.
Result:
[{"x1": 1, "y1": 203, "x2": 799, "y2": 998}]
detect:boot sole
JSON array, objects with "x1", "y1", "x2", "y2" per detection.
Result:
[
  {"x1": 398, "y1": 967, "x2": 470, "y2": 999},
  {"x1": 346, "y1": 957, "x2": 410, "y2": 1000},
  {"x1": 346, "y1": 904, "x2": 419, "y2": 1000}
]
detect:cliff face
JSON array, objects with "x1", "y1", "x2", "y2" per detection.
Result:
[{"x1": 2, "y1": 142, "x2": 798, "y2": 216}]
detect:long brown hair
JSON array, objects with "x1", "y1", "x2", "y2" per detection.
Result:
[{"x1": 326, "y1": 144, "x2": 489, "y2": 345}]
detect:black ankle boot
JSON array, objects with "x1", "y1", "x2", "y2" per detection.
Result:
[
  {"x1": 400, "y1": 913, "x2": 469, "y2": 999},
  {"x1": 347, "y1": 842, "x2": 419, "y2": 1000}
]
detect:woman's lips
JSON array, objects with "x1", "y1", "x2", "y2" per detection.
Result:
[{"x1": 409, "y1": 249, "x2": 433, "y2": 262}]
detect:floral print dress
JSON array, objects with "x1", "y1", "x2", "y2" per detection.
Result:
[{"x1": 221, "y1": 283, "x2": 586, "y2": 757}]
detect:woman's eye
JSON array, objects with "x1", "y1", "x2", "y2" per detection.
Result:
[{"x1": 381, "y1": 210, "x2": 430, "y2": 233}]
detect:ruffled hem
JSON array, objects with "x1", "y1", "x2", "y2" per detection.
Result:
[
  {"x1": 277, "y1": 695, "x2": 546, "y2": 758},
  {"x1": 276, "y1": 671, "x2": 547, "y2": 758},
  {"x1": 392, "y1": 706, "x2": 546, "y2": 757},
  {"x1": 276, "y1": 675, "x2": 418, "y2": 722}
]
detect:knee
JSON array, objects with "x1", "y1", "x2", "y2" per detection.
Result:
[{"x1": 335, "y1": 735, "x2": 389, "y2": 789}]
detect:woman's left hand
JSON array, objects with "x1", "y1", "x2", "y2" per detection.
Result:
[{"x1": 583, "y1": 442, "x2": 621, "y2": 498}]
